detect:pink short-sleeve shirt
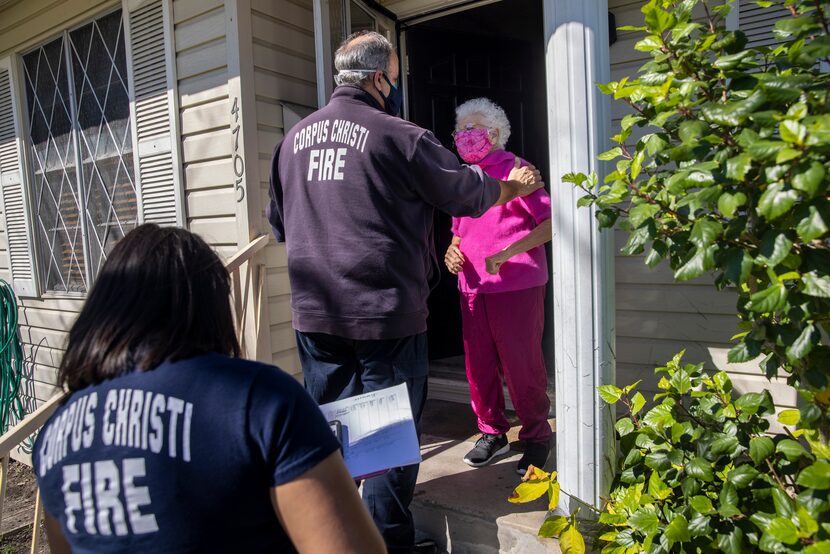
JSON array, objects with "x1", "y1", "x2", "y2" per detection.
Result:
[{"x1": 451, "y1": 149, "x2": 551, "y2": 294}]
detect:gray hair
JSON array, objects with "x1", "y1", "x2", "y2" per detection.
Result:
[
  {"x1": 455, "y1": 98, "x2": 511, "y2": 150},
  {"x1": 334, "y1": 31, "x2": 394, "y2": 86}
]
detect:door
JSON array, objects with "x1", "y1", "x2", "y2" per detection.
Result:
[
  {"x1": 405, "y1": 22, "x2": 549, "y2": 361},
  {"x1": 313, "y1": 0, "x2": 398, "y2": 106}
]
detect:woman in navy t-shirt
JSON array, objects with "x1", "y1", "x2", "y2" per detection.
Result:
[{"x1": 33, "y1": 224, "x2": 386, "y2": 554}]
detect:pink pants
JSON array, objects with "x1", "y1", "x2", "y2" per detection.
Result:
[{"x1": 460, "y1": 286, "x2": 552, "y2": 443}]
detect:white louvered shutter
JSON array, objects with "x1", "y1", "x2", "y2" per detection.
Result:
[
  {"x1": 123, "y1": 0, "x2": 184, "y2": 226},
  {"x1": 738, "y1": 0, "x2": 791, "y2": 48},
  {"x1": 0, "y1": 57, "x2": 37, "y2": 297}
]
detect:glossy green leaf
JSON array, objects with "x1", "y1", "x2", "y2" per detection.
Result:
[
  {"x1": 648, "y1": 471, "x2": 672, "y2": 500},
  {"x1": 728, "y1": 464, "x2": 759, "y2": 488},
  {"x1": 757, "y1": 231, "x2": 793, "y2": 268},
  {"x1": 631, "y1": 392, "x2": 646, "y2": 416},
  {"x1": 803, "y1": 272, "x2": 830, "y2": 298},
  {"x1": 665, "y1": 515, "x2": 691, "y2": 542},
  {"x1": 722, "y1": 248, "x2": 753, "y2": 285},
  {"x1": 675, "y1": 249, "x2": 708, "y2": 282},
  {"x1": 635, "y1": 35, "x2": 664, "y2": 52},
  {"x1": 781, "y1": 120, "x2": 807, "y2": 144},
  {"x1": 718, "y1": 192, "x2": 748, "y2": 217},
  {"x1": 747, "y1": 283, "x2": 788, "y2": 313},
  {"x1": 690, "y1": 495, "x2": 714, "y2": 514},
  {"x1": 628, "y1": 203, "x2": 661, "y2": 229},
  {"x1": 726, "y1": 153, "x2": 753, "y2": 181},
  {"x1": 615, "y1": 417, "x2": 635, "y2": 437},
  {"x1": 797, "y1": 205, "x2": 829, "y2": 242},
  {"x1": 643, "y1": 403, "x2": 675, "y2": 430},
  {"x1": 690, "y1": 219, "x2": 723, "y2": 248},
  {"x1": 629, "y1": 509, "x2": 659, "y2": 535},
  {"x1": 711, "y1": 435, "x2": 741, "y2": 457},
  {"x1": 786, "y1": 324, "x2": 816, "y2": 362},
  {"x1": 598, "y1": 147, "x2": 624, "y2": 161},
  {"x1": 805, "y1": 541, "x2": 830, "y2": 554},
  {"x1": 703, "y1": 91, "x2": 766, "y2": 126},
  {"x1": 777, "y1": 438, "x2": 807, "y2": 460},
  {"x1": 719, "y1": 483, "x2": 741, "y2": 518},
  {"x1": 598, "y1": 385, "x2": 624, "y2": 404},
  {"x1": 792, "y1": 162, "x2": 826, "y2": 198},
  {"x1": 750, "y1": 436, "x2": 775, "y2": 465},
  {"x1": 758, "y1": 182, "x2": 799, "y2": 221},
  {"x1": 797, "y1": 461, "x2": 830, "y2": 490},
  {"x1": 768, "y1": 517, "x2": 799, "y2": 545},
  {"x1": 686, "y1": 457, "x2": 714, "y2": 482},
  {"x1": 717, "y1": 527, "x2": 745, "y2": 554}
]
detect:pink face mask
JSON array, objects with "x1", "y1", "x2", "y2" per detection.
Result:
[{"x1": 454, "y1": 128, "x2": 493, "y2": 164}]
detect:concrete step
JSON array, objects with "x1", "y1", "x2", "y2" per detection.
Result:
[{"x1": 414, "y1": 400, "x2": 560, "y2": 554}]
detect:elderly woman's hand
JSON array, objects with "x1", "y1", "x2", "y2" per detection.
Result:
[
  {"x1": 445, "y1": 242, "x2": 465, "y2": 274},
  {"x1": 485, "y1": 251, "x2": 509, "y2": 275}
]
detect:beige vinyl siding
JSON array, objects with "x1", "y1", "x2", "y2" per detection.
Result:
[
  {"x1": 0, "y1": 0, "x2": 119, "y2": 418},
  {"x1": 609, "y1": 0, "x2": 796, "y2": 411},
  {"x1": 249, "y1": 0, "x2": 317, "y2": 376},
  {"x1": 174, "y1": 0, "x2": 239, "y2": 259}
]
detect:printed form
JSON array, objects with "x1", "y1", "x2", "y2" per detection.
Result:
[{"x1": 319, "y1": 383, "x2": 421, "y2": 479}]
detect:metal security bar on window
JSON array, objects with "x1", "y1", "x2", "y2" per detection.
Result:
[{"x1": 21, "y1": 9, "x2": 136, "y2": 294}]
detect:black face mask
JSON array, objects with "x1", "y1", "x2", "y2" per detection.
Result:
[{"x1": 380, "y1": 73, "x2": 403, "y2": 117}]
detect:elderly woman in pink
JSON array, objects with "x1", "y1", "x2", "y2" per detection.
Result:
[{"x1": 444, "y1": 98, "x2": 552, "y2": 475}]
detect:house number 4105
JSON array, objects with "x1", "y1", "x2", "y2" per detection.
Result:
[{"x1": 231, "y1": 97, "x2": 245, "y2": 202}]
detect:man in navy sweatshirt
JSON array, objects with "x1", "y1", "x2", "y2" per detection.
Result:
[{"x1": 267, "y1": 30, "x2": 544, "y2": 554}]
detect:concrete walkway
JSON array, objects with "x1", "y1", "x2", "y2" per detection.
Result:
[{"x1": 413, "y1": 400, "x2": 561, "y2": 554}]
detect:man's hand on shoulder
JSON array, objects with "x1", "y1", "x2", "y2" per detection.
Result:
[
  {"x1": 495, "y1": 157, "x2": 544, "y2": 205},
  {"x1": 508, "y1": 157, "x2": 544, "y2": 196}
]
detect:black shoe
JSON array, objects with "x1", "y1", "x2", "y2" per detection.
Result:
[
  {"x1": 463, "y1": 433, "x2": 510, "y2": 467},
  {"x1": 516, "y1": 441, "x2": 551, "y2": 475}
]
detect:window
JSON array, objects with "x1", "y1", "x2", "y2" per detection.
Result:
[{"x1": 21, "y1": 9, "x2": 136, "y2": 294}]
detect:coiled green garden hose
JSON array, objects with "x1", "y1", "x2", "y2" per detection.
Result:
[{"x1": 0, "y1": 280, "x2": 31, "y2": 452}]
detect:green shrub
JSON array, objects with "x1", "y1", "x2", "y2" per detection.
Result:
[
  {"x1": 562, "y1": 0, "x2": 830, "y2": 551},
  {"x1": 599, "y1": 352, "x2": 829, "y2": 553},
  {"x1": 568, "y1": 0, "x2": 830, "y2": 401}
]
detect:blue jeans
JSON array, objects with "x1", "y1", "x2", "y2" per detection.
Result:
[{"x1": 295, "y1": 331, "x2": 429, "y2": 553}]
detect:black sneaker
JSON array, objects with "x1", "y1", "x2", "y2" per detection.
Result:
[
  {"x1": 463, "y1": 433, "x2": 510, "y2": 467},
  {"x1": 516, "y1": 441, "x2": 551, "y2": 475}
]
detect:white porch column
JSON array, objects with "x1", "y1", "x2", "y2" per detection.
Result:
[{"x1": 545, "y1": 0, "x2": 616, "y2": 512}]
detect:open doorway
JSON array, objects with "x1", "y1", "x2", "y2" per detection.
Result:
[{"x1": 401, "y1": 0, "x2": 551, "y2": 399}]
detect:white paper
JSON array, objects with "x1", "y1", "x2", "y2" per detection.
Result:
[{"x1": 318, "y1": 383, "x2": 422, "y2": 479}]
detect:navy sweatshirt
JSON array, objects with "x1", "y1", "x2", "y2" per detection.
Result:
[{"x1": 267, "y1": 85, "x2": 501, "y2": 340}]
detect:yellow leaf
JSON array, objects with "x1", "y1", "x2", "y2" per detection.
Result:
[
  {"x1": 778, "y1": 409, "x2": 801, "y2": 426},
  {"x1": 548, "y1": 481, "x2": 561, "y2": 510},
  {"x1": 508, "y1": 480, "x2": 549, "y2": 504},
  {"x1": 561, "y1": 524, "x2": 586, "y2": 554},
  {"x1": 528, "y1": 465, "x2": 549, "y2": 480},
  {"x1": 538, "y1": 515, "x2": 569, "y2": 538}
]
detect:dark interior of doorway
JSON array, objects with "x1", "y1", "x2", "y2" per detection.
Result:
[{"x1": 404, "y1": 0, "x2": 549, "y2": 362}]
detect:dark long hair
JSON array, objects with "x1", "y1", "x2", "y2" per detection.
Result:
[{"x1": 59, "y1": 224, "x2": 240, "y2": 392}]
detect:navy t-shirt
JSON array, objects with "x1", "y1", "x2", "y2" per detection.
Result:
[{"x1": 32, "y1": 354, "x2": 339, "y2": 553}]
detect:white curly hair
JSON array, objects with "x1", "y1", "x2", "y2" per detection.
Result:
[{"x1": 455, "y1": 97, "x2": 511, "y2": 150}]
